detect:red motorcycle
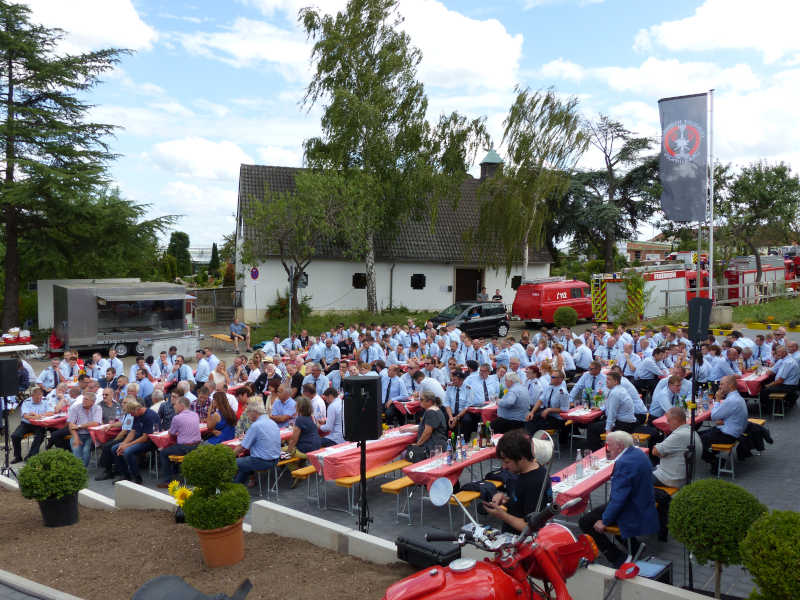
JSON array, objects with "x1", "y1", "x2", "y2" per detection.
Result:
[{"x1": 384, "y1": 479, "x2": 598, "y2": 600}]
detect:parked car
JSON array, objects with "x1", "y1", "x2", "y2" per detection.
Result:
[
  {"x1": 511, "y1": 277, "x2": 592, "y2": 325},
  {"x1": 430, "y1": 301, "x2": 509, "y2": 337}
]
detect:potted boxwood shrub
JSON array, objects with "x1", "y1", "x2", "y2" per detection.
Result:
[
  {"x1": 18, "y1": 448, "x2": 88, "y2": 527},
  {"x1": 740, "y1": 510, "x2": 800, "y2": 600},
  {"x1": 180, "y1": 444, "x2": 250, "y2": 568},
  {"x1": 669, "y1": 479, "x2": 766, "y2": 599}
]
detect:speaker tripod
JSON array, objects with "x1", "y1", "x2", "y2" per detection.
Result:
[{"x1": 1, "y1": 404, "x2": 18, "y2": 479}]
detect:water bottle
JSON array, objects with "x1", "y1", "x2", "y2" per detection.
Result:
[
  {"x1": 458, "y1": 434, "x2": 466, "y2": 461},
  {"x1": 446, "y1": 439, "x2": 453, "y2": 465},
  {"x1": 115, "y1": 406, "x2": 122, "y2": 422},
  {"x1": 575, "y1": 449, "x2": 584, "y2": 478}
]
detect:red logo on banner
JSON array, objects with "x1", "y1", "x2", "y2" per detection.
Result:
[{"x1": 663, "y1": 120, "x2": 703, "y2": 163}]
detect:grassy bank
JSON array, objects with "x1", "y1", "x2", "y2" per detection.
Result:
[
  {"x1": 731, "y1": 297, "x2": 800, "y2": 326},
  {"x1": 249, "y1": 309, "x2": 437, "y2": 343}
]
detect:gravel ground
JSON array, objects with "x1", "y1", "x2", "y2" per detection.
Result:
[{"x1": 0, "y1": 488, "x2": 412, "y2": 600}]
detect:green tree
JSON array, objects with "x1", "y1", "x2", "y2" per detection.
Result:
[
  {"x1": 471, "y1": 87, "x2": 587, "y2": 277},
  {"x1": 208, "y1": 242, "x2": 220, "y2": 279},
  {"x1": 718, "y1": 161, "x2": 800, "y2": 283},
  {"x1": 158, "y1": 252, "x2": 177, "y2": 282},
  {"x1": 240, "y1": 172, "x2": 334, "y2": 324},
  {"x1": 15, "y1": 186, "x2": 173, "y2": 284},
  {"x1": 167, "y1": 231, "x2": 192, "y2": 276},
  {"x1": 0, "y1": 0, "x2": 126, "y2": 327},
  {"x1": 580, "y1": 115, "x2": 659, "y2": 272},
  {"x1": 300, "y1": 0, "x2": 486, "y2": 312}
]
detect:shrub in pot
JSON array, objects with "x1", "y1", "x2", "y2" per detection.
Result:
[
  {"x1": 18, "y1": 448, "x2": 88, "y2": 527},
  {"x1": 553, "y1": 306, "x2": 578, "y2": 328},
  {"x1": 669, "y1": 479, "x2": 766, "y2": 599},
  {"x1": 740, "y1": 510, "x2": 800, "y2": 600},
  {"x1": 180, "y1": 444, "x2": 250, "y2": 568}
]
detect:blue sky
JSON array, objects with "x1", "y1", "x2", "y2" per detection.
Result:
[{"x1": 21, "y1": 0, "x2": 800, "y2": 246}]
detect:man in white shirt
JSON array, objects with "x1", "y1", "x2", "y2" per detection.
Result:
[{"x1": 319, "y1": 388, "x2": 344, "y2": 447}]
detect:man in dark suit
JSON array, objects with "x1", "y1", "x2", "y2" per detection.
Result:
[{"x1": 578, "y1": 430, "x2": 659, "y2": 567}]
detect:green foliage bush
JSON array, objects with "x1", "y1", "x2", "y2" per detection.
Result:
[
  {"x1": 266, "y1": 288, "x2": 312, "y2": 321},
  {"x1": 223, "y1": 262, "x2": 235, "y2": 286},
  {"x1": 553, "y1": 306, "x2": 578, "y2": 328},
  {"x1": 18, "y1": 449, "x2": 88, "y2": 501},
  {"x1": 182, "y1": 482, "x2": 251, "y2": 530},
  {"x1": 740, "y1": 511, "x2": 800, "y2": 600},
  {"x1": 669, "y1": 479, "x2": 766, "y2": 566},
  {"x1": 181, "y1": 444, "x2": 249, "y2": 530},
  {"x1": 181, "y1": 444, "x2": 237, "y2": 489}
]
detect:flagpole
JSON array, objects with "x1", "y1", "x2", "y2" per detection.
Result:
[{"x1": 708, "y1": 89, "x2": 715, "y2": 301}]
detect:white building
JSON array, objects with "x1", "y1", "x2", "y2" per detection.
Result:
[{"x1": 234, "y1": 154, "x2": 551, "y2": 321}]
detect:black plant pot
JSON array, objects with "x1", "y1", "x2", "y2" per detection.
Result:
[
  {"x1": 38, "y1": 492, "x2": 79, "y2": 527},
  {"x1": 175, "y1": 506, "x2": 186, "y2": 524}
]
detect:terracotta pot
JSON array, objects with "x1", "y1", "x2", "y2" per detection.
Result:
[{"x1": 195, "y1": 519, "x2": 244, "y2": 568}]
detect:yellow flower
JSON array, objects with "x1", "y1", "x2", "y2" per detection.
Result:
[
  {"x1": 767, "y1": 316, "x2": 775, "y2": 322},
  {"x1": 174, "y1": 487, "x2": 192, "y2": 507},
  {"x1": 167, "y1": 480, "x2": 180, "y2": 497},
  {"x1": 382, "y1": 423, "x2": 389, "y2": 430}
]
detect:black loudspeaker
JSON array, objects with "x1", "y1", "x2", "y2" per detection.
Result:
[
  {"x1": 0, "y1": 358, "x2": 17, "y2": 397},
  {"x1": 687, "y1": 297, "x2": 713, "y2": 342},
  {"x1": 343, "y1": 375, "x2": 382, "y2": 441}
]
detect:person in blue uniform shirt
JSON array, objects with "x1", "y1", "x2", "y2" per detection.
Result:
[
  {"x1": 444, "y1": 370, "x2": 479, "y2": 438},
  {"x1": 649, "y1": 374, "x2": 692, "y2": 418},
  {"x1": 570, "y1": 362, "x2": 607, "y2": 405},
  {"x1": 700, "y1": 375, "x2": 748, "y2": 474},
  {"x1": 301, "y1": 363, "x2": 330, "y2": 397},
  {"x1": 526, "y1": 370, "x2": 570, "y2": 435},
  {"x1": 492, "y1": 372, "x2": 531, "y2": 433},
  {"x1": 381, "y1": 364, "x2": 409, "y2": 425},
  {"x1": 587, "y1": 371, "x2": 636, "y2": 451}
]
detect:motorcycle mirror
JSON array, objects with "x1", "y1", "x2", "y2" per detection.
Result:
[{"x1": 429, "y1": 477, "x2": 454, "y2": 507}]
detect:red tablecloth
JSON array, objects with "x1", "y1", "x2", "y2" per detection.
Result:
[
  {"x1": 307, "y1": 426, "x2": 417, "y2": 481},
  {"x1": 559, "y1": 408, "x2": 604, "y2": 425},
  {"x1": 468, "y1": 402, "x2": 498, "y2": 422},
  {"x1": 652, "y1": 409, "x2": 712, "y2": 433},
  {"x1": 89, "y1": 424, "x2": 122, "y2": 445},
  {"x1": 403, "y1": 437, "x2": 500, "y2": 490},
  {"x1": 551, "y1": 447, "x2": 648, "y2": 516},
  {"x1": 27, "y1": 414, "x2": 67, "y2": 429},
  {"x1": 737, "y1": 372, "x2": 771, "y2": 396},
  {"x1": 392, "y1": 399, "x2": 422, "y2": 415},
  {"x1": 149, "y1": 423, "x2": 209, "y2": 450},
  {"x1": 222, "y1": 427, "x2": 294, "y2": 454}
]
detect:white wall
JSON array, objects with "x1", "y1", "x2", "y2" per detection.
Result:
[{"x1": 239, "y1": 259, "x2": 549, "y2": 320}]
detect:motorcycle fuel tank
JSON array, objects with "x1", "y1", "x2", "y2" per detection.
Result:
[{"x1": 383, "y1": 559, "x2": 526, "y2": 600}]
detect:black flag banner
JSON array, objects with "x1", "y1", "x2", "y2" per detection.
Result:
[{"x1": 658, "y1": 92, "x2": 708, "y2": 222}]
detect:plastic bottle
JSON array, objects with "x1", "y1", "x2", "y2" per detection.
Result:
[
  {"x1": 575, "y1": 449, "x2": 584, "y2": 478},
  {"x1": 446, "y1": 439, "x2": 453, "y2": 465},
  {"x1": 459, "y1": 434, "x2": 466, "y2": 461}
]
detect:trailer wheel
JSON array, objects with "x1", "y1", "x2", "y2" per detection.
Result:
[
  {"x1": 497, "y1": 323, "x2": 509, "y2": 337},
  {"x1": 134, "y1": 342, "x2": 145, "y2": 355},
  {"x1": 111, "y1": 343, "x2": 128, "y2": 358}
]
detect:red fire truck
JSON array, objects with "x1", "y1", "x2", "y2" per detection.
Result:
[{"x1": 721, "y1": 255, "x2": 787, "y2": 305}]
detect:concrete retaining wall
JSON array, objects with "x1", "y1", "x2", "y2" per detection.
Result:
[{"x1": 0, "y1": 475, "x2": 116, "y2": 511}]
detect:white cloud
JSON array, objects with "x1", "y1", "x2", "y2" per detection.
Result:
[
  {"x1": 22, "y1": 0, "x2": 157, "y2": 53},
  {"x1": 177, "y1": 17, "x2": 312, "y2": 81},
  {"x1": 149, "y1": 101, "x2": 195, "y2": 118},
  {"x1": 524, "y1": 0, "x2": 603, "y2": 8},
  {"x1": 634, "y1": 0, "x2": 800, "y2": 64},
  {"x1": 541, "y1": 57, "x2": 760, "y2": 97},
  {"x1": 160, "y1": 182, "x2": 237, "y2": 245},
  {"x1": 257, "y1": 145, "x2": 304, "y2": 167},
  {"x1": 183, "y1": 0, "x2": 523, "y2": 94},
  {"x1": 147, "y1": 137, "x2": 254, "y2": 181}
]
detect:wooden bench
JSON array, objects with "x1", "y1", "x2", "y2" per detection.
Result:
[
  {"x1": 447, "y1": 490, "x2": 482, "y2": 530},
  {"x1": 748, "y1": 418, "x2": 766, "y2": 427},
  {"x1": 711, "y1": 442, "x2": 737, "y2": 479},
  {"x1": 335, "y1": 460, "x2": 411, "y2": 513},
  {"x1": 290, "y1": 464, "x2": 322, "y2": 507},
  {"x1": 769, "y1": 392, "x2": 787, "y2": 418},
  {"x1": 599, "y1": 432, "x2": 650, "y2": 444},
  {"x1": 381, "y1": 476, "x2": 416, "y2": 523},
  {"x1": 254, "y1": 456, "x2": 301, "y2": 498},
  {"x1": 210, "y1": 333, "x2": 236, "y2": 350}
]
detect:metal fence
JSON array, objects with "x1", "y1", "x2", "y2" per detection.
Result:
[
  {"x1": 661, "y1": 278, "x2": 799, "y2": 316},
  {"x1": 193, "y1": 286, "x2": 237, "y2": 323}
]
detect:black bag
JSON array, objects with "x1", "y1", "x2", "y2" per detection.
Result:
[
  {"x1": 485, "y1": 467, "x2": 518, "y2": 489},
  {"x1": 460, "y1": 480, "x2": 499, "y2": 504},
  {"x1": 406, "y1": 444, "x2": 430, "y2": 463},
  {"x1": 396, "y1": 533, "x2": 461, "y2": 569}
]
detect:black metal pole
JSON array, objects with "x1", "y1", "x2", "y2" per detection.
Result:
[
  {"x1": 685, "y1": 340, "x2": 700, "y2": 591},
  {"x1": 1, "y1": 405, "x2": 17, "y2": 479}
]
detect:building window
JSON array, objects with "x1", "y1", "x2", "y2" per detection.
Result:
[
  {"x1": 410, "y1": 274, "x2": 426, "y2": 289},
  {"x1": 511, "y1": 275, "x2": 522, "y2": 290},
  {"x1": 352, "y1": 273, "x2": 367, "y2": 289},
  {"x1": 634, "y1": 250, "x2": 641, "y2": 260}
]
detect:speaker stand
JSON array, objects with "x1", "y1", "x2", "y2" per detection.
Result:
[
  {"x1": 1, "y1": 407, "x2": 17, "y2": 480},
  {"x1": 357, "y1": 438, "x2": 371, "y2": 533}
]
